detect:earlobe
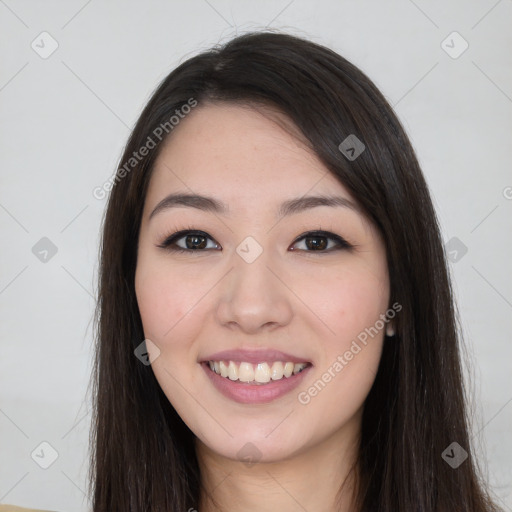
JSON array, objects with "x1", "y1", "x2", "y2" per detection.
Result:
[{"x1": 385, "y1": 323, "x2": 395, "y2": 337}]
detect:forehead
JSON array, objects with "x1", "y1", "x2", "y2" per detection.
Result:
[{"x1": 148, "y1": 102, "x2": 355, "y2": 208}]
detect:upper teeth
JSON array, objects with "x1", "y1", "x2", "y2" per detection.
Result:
[{"x1": 208, "y1": 360, "x2": 308, "y2": 383}]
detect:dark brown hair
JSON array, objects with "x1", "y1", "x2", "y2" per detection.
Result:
[{"x1": 90, "y1": 30, "x2": 501, "y2": 511}]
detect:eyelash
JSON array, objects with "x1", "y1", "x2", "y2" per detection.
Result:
[{"x1": 156, "y1": 227, "x2": 353, "y2": 254}]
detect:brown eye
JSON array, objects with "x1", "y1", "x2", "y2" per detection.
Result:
[
  {"x1": 304, "y1": 236, "x2": 328, "y2": 250},
  {"x1": 157, "y1": 230, "x2": 221, "y2": 252},
  {"x1": 183, "y1": 233, "x2": 208, "y2": 250},
  {"x1": 290, "y1": 231, "x2": 351, "y2": 252}
]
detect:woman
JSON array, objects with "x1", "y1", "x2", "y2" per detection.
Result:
[{"x1": 90, "y1": 31, "x2": 501, "y2": 511}]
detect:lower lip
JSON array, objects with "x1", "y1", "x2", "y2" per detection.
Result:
[{"x1": 201, "y1": 362, "x2": 312, "y2": 404}]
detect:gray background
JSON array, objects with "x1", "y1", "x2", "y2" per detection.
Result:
[{"x1": 1, "y1": 0, "x2": 511, "y2": 510}]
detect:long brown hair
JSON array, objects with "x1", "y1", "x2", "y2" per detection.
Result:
[{"x1": 90, "y1": 30, "x2": 501, "y2": 511}]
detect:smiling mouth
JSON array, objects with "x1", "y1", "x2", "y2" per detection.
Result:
[{"x1": 204, "y1": 360, "x2": 312, "y2": 385}]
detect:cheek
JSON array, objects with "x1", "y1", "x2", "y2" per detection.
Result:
[
  {"x1": 135, "y1": 270, "x2": 169, "y2": 341},
  {"x1": 299, "y1": 263, "x2": 389, "y2": 344},
  {"x1": 135, "y1": 262, "x2": 189, "y2": 343},
  {"x1": 135, "y1": 261, "x2": 216, "y2": 432},
  {"x1": 294, "y1": 271, "x2": 388, "y2": 425},
  {"x1": 135, "y1": 259, "x2": 218, "y2": 352}
]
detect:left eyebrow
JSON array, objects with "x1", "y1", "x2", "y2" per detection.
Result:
[
  {"x1": 148, "y1": 193, "x2": 360, "y2": 221},
  {"x1": 277, "y1": 195, "x2": 360, "y2": 218}
]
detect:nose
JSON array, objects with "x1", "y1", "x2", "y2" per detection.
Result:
[{"x1": 215, "y1": 248, "x2": 294, "y2": 334}]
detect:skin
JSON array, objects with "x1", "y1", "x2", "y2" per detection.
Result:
[{"x1": 135, "y1": 103, "x2": 392, "y2": 512}]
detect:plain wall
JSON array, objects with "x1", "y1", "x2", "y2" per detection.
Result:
[{"x1": 1, "y1": 0, "x2": 511, "y2": 510}]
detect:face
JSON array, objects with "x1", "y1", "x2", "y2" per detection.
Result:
[{"x1": 135, "y1": 103, "x2": 391, "y2": 464}]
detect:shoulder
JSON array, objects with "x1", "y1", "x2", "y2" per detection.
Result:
[{"x1": 0, "y1": 506, "x2": 58, "y2": 512}]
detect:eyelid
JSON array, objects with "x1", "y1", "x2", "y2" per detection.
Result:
[
  {"x1": 157, "y1": 228, "x2": 353, "y2": 253},
  {"x1": 289, "y1": 230, "x2": 352, "y2": 251},
  {"x1": 156, "y1": 229, "x2": 220, "y2": 251}
]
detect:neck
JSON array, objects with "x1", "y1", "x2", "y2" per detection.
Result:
[{"x1": 195, "y1": 415, "x2": 361, "y2": 512}]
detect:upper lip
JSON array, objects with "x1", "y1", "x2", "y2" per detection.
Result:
[{"x1": 201, "y1": 349, "x2": 311, "y2": 365}]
